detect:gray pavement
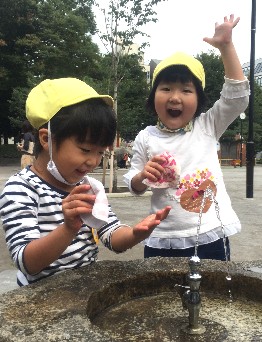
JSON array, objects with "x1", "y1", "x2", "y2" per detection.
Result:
[{"x1": 0, "y1": 162, "x2": 262, "y2": 294}]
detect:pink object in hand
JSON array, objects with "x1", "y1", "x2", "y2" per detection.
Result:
[{"x1": 143, "y1": 151, "x2": 181, "y2": 188}]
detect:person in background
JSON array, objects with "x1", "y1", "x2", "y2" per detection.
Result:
[
  {"x1": 124, "y1": 15, "x2": 249, "y2": 260},
  {"x1": 17, "y1": 119, "x2": 35, "y2": 169},
  {"x1": 0, "y1": 78, "x2": 171, "y2": 286},
  {"x1": 123, "y1": 153, "x2": 129, "y2": 168}
]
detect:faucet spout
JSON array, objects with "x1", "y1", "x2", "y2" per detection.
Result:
[
  {"x1": 185, "y1": 273, "x2": 203, "y2": 331},
  {"x1": 180, "y1": 256, "x2": 206, "y2": 335}
]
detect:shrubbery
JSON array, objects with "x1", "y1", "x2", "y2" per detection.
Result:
[{"x1": 0, "y1": 144, "x2": 20, "y2": 159}]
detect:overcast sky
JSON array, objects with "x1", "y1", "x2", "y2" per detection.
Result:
[{"x1": 93, "y1": 0, "x2": 261, "y2": 66}]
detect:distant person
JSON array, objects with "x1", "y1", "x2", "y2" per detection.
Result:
[
  {"x1": 124, "y1": 15, "x2": 249, "y2": 260},
  {"x1": 17, "y1": 119, "x2": 35, "y2": 169},
  {"x1": 127, "y1": 154, "x2": 131, "y2": 168},
  {"x1": 0, "y1": 78, "x2": 171, "y2": 286},
  {"x1": 123, "y1": 153, "x2": 128, "y2": 168}
]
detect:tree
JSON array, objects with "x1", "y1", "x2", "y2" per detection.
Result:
[
  {"x1": 196, "y1": 50, "x2": 225, "y2": 110},
  {"x1": 29, "y1": 0, "x2": 99, "y2": 79},
  {"x1": 117, "y1": 54, "x2": 154, "y2": 141},
  {"x1": 0, "y1": 0, "x2": 100, "y2": 141},
  {"x1": 93, "y1": 0, "x2": 167, "y2": 191},
  {"x1": 246, "y1": 81, "x2": 262, "y2": 152},
  {"x1": 0, "y1": 0, "x2": 38, "y2": 143}
]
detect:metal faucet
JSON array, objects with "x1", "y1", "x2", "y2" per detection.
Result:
[{"x1": 175, "y1": 256, "x2": 206, "y2": 335}]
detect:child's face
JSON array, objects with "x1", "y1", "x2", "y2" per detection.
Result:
[
  {"x1": 154, "y1": 80, "x2": 198, "y2": 129},
  {"x1": 52, "y1": 136, "x2": 106, "y2": 184}
]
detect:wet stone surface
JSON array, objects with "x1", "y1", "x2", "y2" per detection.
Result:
[
  {"x1": 92, "y1": 293, "x2": 229, "y2": 341},
  {"x1": 0, "y1": 258, "x2": 261, "y2": 341}
]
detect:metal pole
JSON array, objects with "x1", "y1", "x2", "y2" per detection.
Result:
[
  {"x1": 240, "y1": 119, "x2": 243, "y2": 167},
  {"x1": 246, "y1": 0, "x2": 256, "y2": 198}
]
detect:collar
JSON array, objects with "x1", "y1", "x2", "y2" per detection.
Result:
[{"x1": 156, "y1": 119, "x2": 193, "y2": 133}]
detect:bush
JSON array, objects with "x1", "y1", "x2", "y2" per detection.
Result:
[{"x1": 0, "y1": 144, "x2": 20, "y2": 159}]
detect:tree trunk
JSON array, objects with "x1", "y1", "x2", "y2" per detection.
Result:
[
  {"x1": 109, "y1": 79, "x2": 119, "y2": 193},
  {"x1": 102, "y1": 150, "x2": 110, "y2": 187}
]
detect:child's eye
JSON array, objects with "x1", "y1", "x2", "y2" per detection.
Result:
[
  {"x1": 161, "y1": 87, "x2": 170, "y2": 92},
  {"x1": 183, "y1": 88, "x2": 193, "y2": 93},
  {"x1": 81, "y1": 148, "x2": 90, "y2": 153}
]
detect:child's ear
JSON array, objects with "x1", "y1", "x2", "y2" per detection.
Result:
[{"x1": 38, "y1": 128, "x2": 49, "y2": 150}]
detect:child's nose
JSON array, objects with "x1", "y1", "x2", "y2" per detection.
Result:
[
  {"x1": 85, "y1": 154, "x2": 101, "y2": 168},
  {"x1": 169, "y1": 91, "x2": 181, "y2": 103}
]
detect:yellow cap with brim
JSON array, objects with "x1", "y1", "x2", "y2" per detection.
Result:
[
  {"x1": 26, "y1": 78, "x2": 114, "y2": 129},
  {"x1": 152, "y1": 52, "x2": 205, "y2": 89}
]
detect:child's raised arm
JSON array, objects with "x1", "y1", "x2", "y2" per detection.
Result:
[{"x1": 203, "y1": 14, "x2": 245, "y2": 81}]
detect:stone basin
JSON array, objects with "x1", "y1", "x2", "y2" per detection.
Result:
[{"x1": 0, "y1": 258, "x2": 261, "y2": 342}]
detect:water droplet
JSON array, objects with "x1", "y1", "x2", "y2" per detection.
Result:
[{"x1": 228, "y1": 289, "x2": 234, "y2": 302}]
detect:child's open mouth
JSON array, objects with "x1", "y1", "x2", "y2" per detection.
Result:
[{"x1": 167, "y1": 109, "x2": 182, "y2": 118}]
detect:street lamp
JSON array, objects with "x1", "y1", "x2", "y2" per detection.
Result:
[{"x1": 240, "y1": 113, "x2": 246, "y2": 167}]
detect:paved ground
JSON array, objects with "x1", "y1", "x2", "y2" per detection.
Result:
[{"x1": 0, "y1": 162, "x2": 261, "y2": 294}]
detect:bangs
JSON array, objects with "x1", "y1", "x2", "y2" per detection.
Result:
[
  {"x1": 157, "y1": 65, "x2": 195, "y2": 85},
  {"x1": 51, "y1": 99, "x2": 116, "y2": 147}
]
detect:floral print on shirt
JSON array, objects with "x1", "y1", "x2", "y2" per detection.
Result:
[{"x1": 175, "y1": 168, "x2": 215, "y2": 197}]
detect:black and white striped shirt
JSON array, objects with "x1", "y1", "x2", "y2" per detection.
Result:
[{"x1": 0, "y1": 167, "x2": 120, "y2": 286}]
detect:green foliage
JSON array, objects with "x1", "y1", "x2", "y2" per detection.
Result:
[
  {"x1": 87, "y1": 54, "x2": 153, "y2": 141},
  {"x1": 0, "y1": 0, "x2": 37, "y2": 139},
  {"x1": 0, "y1": 144, "x2": 20, "y2": 159},
  {"x1": 116, "y1": 55, "x2": 154, "y2": 140},
  {"x1": 0, "y1": 0, "x2": 99, "y2": 139},
  {"x1": 32, "y1": 0, "x2": 99, "y2": 79},
  {"x1": 196, "y1": 50, "x2": 224, "y2": 110},
  {"x1": 229, "y1": 81, "x2": 262, "y2": 152}
]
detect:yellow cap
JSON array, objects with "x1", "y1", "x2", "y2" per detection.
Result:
[
  {"x1": 26, "y1": 78, "x2": 114, "y2": 129},
  {"x1": 152, "y1": 52, "x2": 205, "y2": 89}
]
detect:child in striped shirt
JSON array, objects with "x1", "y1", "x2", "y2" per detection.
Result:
[{"x1": 0, "y1": 78, "x2": 170, "y2": 286}]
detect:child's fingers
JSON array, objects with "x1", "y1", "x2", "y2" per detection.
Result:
[
  {"x1": 151, "y1": 155, "x2": 166, "y2": 164},
  {"x1": 144, "y1": 159, "x2": 165, "y2": 181},
  {"x1": 64, "y1": 193, "x2": 96, "y2": 205},
  {"x1": 232, "y1": 17, "x2": 240, "y2": 28},
  {"x1": 155, "y1": 206, "x2": 172, "y2": 220},
  {"x1": 63, "y1": 184, "x2": 96, "y2": 205},
  {"x1": 70, "y1": 184, "x2": 92, "y2": 194},
  {"x1": 135, "y1": 206, "x2": 171, "y2": 231},
  {"x1": 62, "y1": 189, "x2": 96, "y2": 219},
  {"x1": 63, "y1": 199, "x2": 93, "y2": 211}
]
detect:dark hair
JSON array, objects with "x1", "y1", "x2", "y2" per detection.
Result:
[
  {"x1": 147, "y1": 65, "x2": 206, "y2": 118},
  {"x1": 21, "y1": 120, "x2": 34, "y2": 133},
  {"x1": 34, "y1": 98, "x2": 116, "y2": 156}
]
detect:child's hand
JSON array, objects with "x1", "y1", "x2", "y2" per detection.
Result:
[
  {"x1": 133, "y1": 206, "x2": 171, "y2": 238},
  {"x1": 141, "y1": 155, "x2": 166, "y2": 182},
  {"x1": 62, "y1": 184, "x2": 96, "y2": 233},
  {"x1": 203, "y1": 14, "x2": 239, "y2": 50}
]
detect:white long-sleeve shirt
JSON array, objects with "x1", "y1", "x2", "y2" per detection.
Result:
[{"x1": 124, "y1": 77, "x2": 250, "y2": 249}]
